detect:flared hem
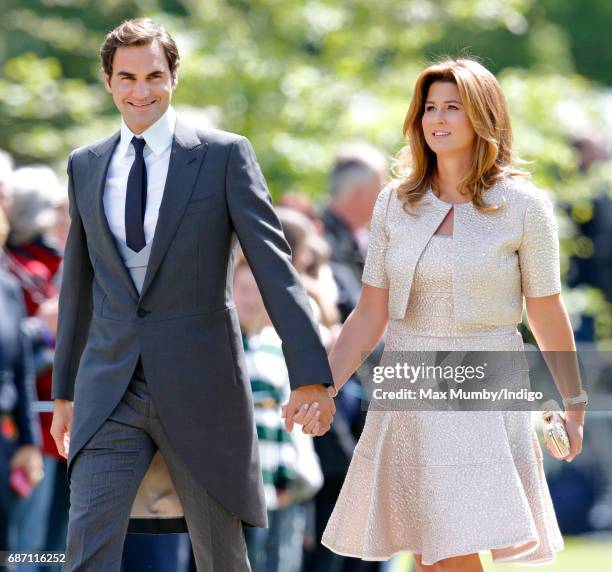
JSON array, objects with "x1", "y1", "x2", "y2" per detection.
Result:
[
  {"x1": 321, "y1": 537, "x2": 565, "y2": 567},
  {"x1": 321, "y1": 428, "x2": 565, "y2": 567}
]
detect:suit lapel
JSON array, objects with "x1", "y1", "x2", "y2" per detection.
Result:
[
  {"x1": 139, "y1": 119, "x2": 208, "y2": 301},
  {"x1": 88, "y1": 133, "x2": 140, "y2": 302}
]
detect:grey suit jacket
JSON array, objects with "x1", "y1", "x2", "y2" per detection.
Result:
[{"x1": 51, "y1": 118, "x2": 333, "y2": 529}]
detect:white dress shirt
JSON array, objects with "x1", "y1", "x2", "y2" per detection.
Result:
[{"x1": 103, "y1": 106, "x2": 177, "y2": 246}]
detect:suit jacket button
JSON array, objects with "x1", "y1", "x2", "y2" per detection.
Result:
[{"x1": 137, "y1": 308, "x2": 148, "y2": 318}]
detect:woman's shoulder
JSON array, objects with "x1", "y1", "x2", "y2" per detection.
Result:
[
  {"x1": 493, "y1": 175, "x2": 554, "y2": 209},
  {"x1": 372, "y1": 179, "x2": 401, "y2": 217},
  {"x1": 379, "y1": 179, "x2": 401, "y2": 201}
]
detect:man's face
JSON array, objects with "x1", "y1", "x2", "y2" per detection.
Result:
[{"x1": 104, "y1": 40, "x2": 178, "y2": 134}]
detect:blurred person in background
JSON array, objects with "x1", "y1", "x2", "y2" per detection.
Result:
[
  {"x1": 48, "y1": 183, "x2": 70, "y2": 253},
  {"x1": 321, "y1": 144, "x2": 388, "y2": 322},
  {"x1": 567, "y1": 136, "x2": 612, "y2": 316},
  {"x1": 0, "y1": 154, "x2": 43, "y2": 552},
  {"x1": 564, "y1": 136, "x2": 612, "y2": 533},
  {"x1": 276, "y1": 206, "x2": 340, "y2": 348},
  {"x1": 302, "y1": 146, "x2": 390, "y2": 572},
  {"x1": 277, "y1": 192, "x2": 325, "y2": 234},
  {"x1": 233, "y1": 253, "x2": 323, "y2": 572},
  {"x1": 3, "y1": 166, "x2": 70, "y2": 562},
  {"x1": 275, "y1": 205, "x2": 378, "y2": 571}
]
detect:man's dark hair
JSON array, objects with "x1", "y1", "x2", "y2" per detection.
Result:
[{"x1": 100, "y1": 18, "x2": 180, "y2": 78}]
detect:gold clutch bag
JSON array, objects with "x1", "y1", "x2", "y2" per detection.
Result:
[{"x1": 541, "y1": 400, "x2": 571, "y2": 460}]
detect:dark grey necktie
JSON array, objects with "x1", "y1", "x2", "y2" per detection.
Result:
[{"x1": 125, "y1": 136, "x2": 147, "y2": 252}]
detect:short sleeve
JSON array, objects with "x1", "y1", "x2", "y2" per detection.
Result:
[
  {"x1": 518, "y1": 190, "x2": 561, "y2": 297},
  {"x1": 362, "y1": 185, "x2": 392, "y2": 289}
]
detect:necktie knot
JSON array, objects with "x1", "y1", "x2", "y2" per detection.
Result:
[{"x1": 131, "y1": 137, "x2": 146, "y2": 155}]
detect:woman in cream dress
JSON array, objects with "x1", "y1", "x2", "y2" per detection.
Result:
[{"x1": 291, "y1": 59, "x2": 586, "y2": 571}]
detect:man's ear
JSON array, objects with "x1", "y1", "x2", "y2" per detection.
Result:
[
  {"x1": 103, "y1": 73, "x2": 112, "y2": 93},
  {"x1": 171, "y1": 68, "x2": 179, "y2": 89}
]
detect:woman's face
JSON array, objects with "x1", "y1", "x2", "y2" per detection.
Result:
[{"x1": 421, "y1": 81, "x2": 476, "y2": 158}]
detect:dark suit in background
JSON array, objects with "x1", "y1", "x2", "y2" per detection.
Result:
[{"x1": 321, "y1": 209, "x2": 365, "y2": 323}]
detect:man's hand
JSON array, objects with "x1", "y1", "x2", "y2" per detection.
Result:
[
  {"x1": 50, "y1": 399, "x2": 73, "y2": 459},
  {"x1": 10, "y1": 445, "x2": 44, "y2": 487},
  {"x1": 281, "y1": 384, "x2": 335, "y2": 436}
]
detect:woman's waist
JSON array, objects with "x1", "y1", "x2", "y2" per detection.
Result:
[
  {"x1": 383, "y1": 323, "x2": 523, "y2": 354},
  {"x1": 395, "y1": 318, "x2": 518, "y2": 336},
  {"x1": 389, "y1": 318, "x2": 520, "y2": 344},
  {"x1": 401, "y1": 292, "x2": 518, "y2": 338}
]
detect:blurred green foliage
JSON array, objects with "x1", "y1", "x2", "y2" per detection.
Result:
[{"x1": 1, "y1": 0, "x2": 611, "y2": 342}]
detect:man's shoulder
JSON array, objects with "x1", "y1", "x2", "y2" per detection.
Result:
[
  {"x1": 189, "y1": 125, "x2": 247, "y2": 149},
  {"x1": 172, "y1": 115, "x2": 258, "y2": 156},
  {"x1": 69, "y1": 131, "x2": 120, "y2": 165}
]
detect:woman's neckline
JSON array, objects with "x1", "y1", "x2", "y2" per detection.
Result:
[{"x1": 427, "y1": 187, "x2": 472, "y2": 206}]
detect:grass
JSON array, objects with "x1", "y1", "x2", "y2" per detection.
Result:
[{"x1": 388, "y1": 535, "x2": 612, "y2": 571}]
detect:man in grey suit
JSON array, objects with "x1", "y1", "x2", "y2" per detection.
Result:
[{"x1": 50, "y1": 18, "x2": 335, "y2": 571}]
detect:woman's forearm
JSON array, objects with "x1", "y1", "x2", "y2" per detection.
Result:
[
  {"x1": 329, "y1": 286, "x2": 389, "y2": 391},
  {"x1": 526, "y1": 295, "x2": 575, "y2": 352},
  {"x1": 525, "y1": 295, "x2": 585, "y2": 415}
]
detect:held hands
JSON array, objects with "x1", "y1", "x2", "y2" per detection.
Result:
[
  {"x1": 281, "y1": 384, "x2": 338, "y2": 436},
  {"x1": 50, "y1": 399, "x2": 73, "y2": 459}
]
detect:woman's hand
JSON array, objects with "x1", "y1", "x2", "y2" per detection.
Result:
[
  {"x1": 526, "y1": 295, "x2": 585, "y2": 463},
  {"x1": 326, "y1": 385, "x2": 338, "y2": 398},
  {"x1": 563, "y1": 407, "x2": 585, "y2": 462}
]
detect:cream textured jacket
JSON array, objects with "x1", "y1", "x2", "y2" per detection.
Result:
[{"x1": 362, "y1": 177, "x2": 562, "y2": 323}]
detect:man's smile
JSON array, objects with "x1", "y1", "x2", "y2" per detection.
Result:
[{"x1": 128, "y1": 100, "x2": 157, "y2": 110}]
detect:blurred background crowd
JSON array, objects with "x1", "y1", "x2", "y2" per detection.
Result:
[{"x1": 1, "y1": 0, "x2": 612, "y2": 570}]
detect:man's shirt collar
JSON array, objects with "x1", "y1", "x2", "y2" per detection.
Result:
[{"x1": 117, "y1": 105, "x2": 177, "y2": 158}]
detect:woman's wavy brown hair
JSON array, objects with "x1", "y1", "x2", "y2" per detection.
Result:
[{"x1": 393, "y1": 58, "x2": 527, "y2": 213}]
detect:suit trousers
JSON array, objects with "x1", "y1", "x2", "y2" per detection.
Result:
[{"x1": 63, "y1": 366, "x2": 251, "y2": 571}]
